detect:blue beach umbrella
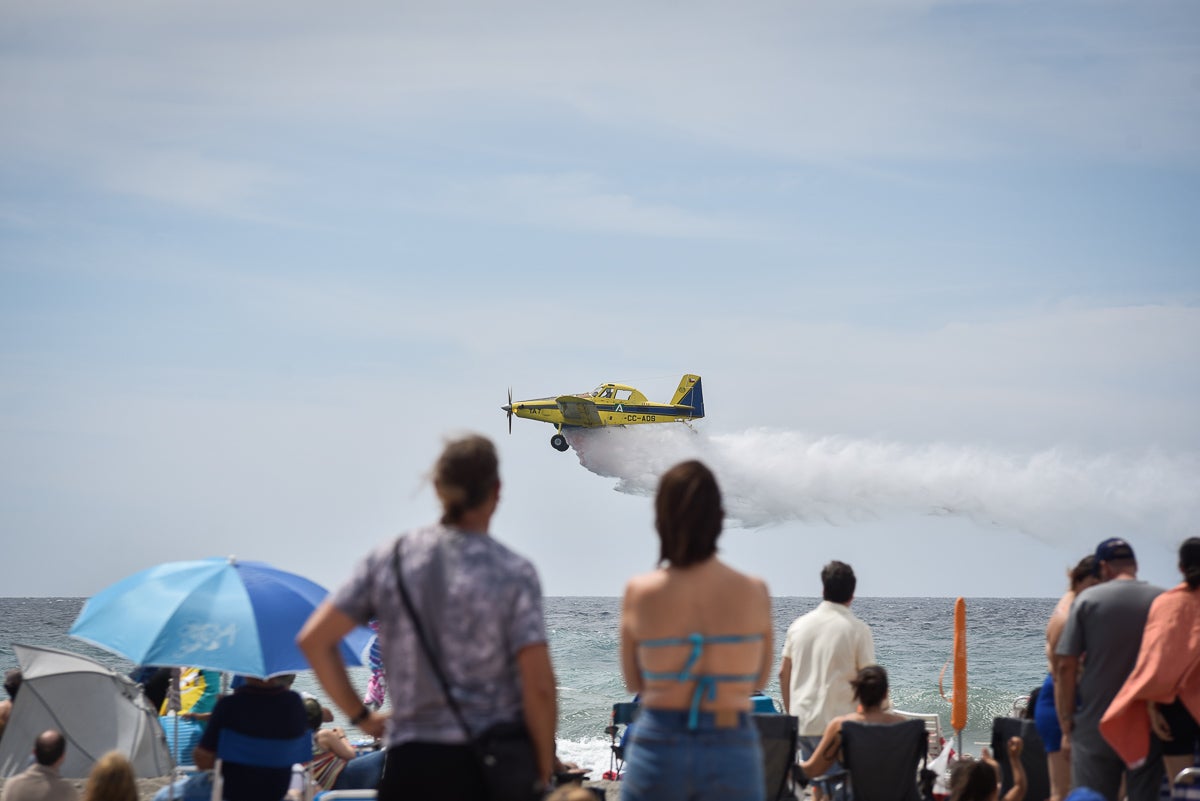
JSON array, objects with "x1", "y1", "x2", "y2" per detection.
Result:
[{"x1": 69, "y1": 557, "x2": 371, "y2": 679}]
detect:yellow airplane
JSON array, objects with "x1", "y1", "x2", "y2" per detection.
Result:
[{"x1": 503, "y1": 374, "x2": 704, "y2": 451}]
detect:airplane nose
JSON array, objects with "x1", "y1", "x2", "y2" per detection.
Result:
[{"x1": 501, "y1": 404, "x2": 512, "y2": 413}]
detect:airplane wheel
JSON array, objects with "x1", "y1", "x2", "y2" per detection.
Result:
[{"x1": 550, "y1": 434, "x2": 569, "y2": 452}]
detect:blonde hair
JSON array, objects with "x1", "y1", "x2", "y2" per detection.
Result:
[{"x1": 85, "y1": 751, "x2": 137, "y2": 801}]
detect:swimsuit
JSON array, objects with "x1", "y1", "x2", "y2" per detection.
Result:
[{"x1": 639, "y1": 632, "x2": 764, "y2": 729}]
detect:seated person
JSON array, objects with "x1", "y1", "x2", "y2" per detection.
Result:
[
  {"x1": 2, "y1": 729, "x2": 79, "y2": 801},
  {"x1": 798, "y1": 665, "x2": 908, "y2": 781},
  {"x1": 303, "y1": 698, "x2": 385, "y2": 792},
  {"x1": 192, "y1": 675, "x2": 308, "y2": 801},
  {"x1": 0, "y1": 669, "x2": 20, "y2": 743},
  {"x1": 151, "y1": 771, "x2": 214, "y2": 801},
  {"x1": 950, "y1": 737, "x2": 1026, "y2": 801}
]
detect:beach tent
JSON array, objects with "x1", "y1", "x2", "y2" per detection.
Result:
[{"x1": 0, "y1": 643, "x2": 173, "y2": 779}]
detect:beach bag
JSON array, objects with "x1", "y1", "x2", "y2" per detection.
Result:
[
  {"x1": 474, "y1": 720, "x2": 541, "y2": 801},
  {"x1": 392, "y1": 542, "x2": 542, "y2": 801}
]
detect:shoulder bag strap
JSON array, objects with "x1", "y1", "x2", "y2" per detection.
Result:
[{"x1": 391, "y1": 540, "x2": 475, "y2": 740}]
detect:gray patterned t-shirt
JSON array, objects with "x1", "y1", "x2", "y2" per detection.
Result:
[{"x1": 331, "y1": 524, "x2": 547, "y2": 748}]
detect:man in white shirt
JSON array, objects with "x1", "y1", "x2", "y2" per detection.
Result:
[{"x1": 779, "y1": 561, "x2": 875, "y2": 801}]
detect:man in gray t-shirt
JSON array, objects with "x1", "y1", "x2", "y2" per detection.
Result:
[{"x1": 1055, "y1": 537, "x2": 1163, "y2": 801}]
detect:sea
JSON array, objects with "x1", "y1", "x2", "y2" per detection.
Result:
[{"x1": 0, "y1": 596, "x2": 1053, "y2": 772}]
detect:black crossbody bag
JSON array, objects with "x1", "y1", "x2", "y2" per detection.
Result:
[{"x1": 391, "y1": 542, "x2": 542, "y2": 801}]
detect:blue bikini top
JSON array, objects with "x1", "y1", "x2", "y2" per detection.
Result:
[{"x1": 639, "y1": 631, "x2": 764, "y2": 729}]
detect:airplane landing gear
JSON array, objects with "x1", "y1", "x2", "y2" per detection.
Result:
[{"x1": 550, "y1": 433, "x2": 569, "y2": 452}]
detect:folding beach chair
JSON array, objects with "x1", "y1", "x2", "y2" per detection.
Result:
[
  {"x1": 1174, "y1": 767, "x2": 1200, "y2": 801},
  {"x1": 895, "y1": 709, "x2": 944, "y2": 759},
  {"x1": 822, "y1": 719, "x2": 927, "y2": 801},
  {"x1": 753, "y1": 713, "x2": 799, "y2": 801},
  {"x1": 991, "y1": 716, "x2": 1050, "y2": 801},
  {"x1": 604, "y1": 701, "x2": 640, "y2": 779}
]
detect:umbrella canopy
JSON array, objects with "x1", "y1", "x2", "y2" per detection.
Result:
[
  {"x1": 69, "y1": 556, "x2": 371, "y2": 679},
  {"x1": 0, "y1": 644, "x2": 173, "y2": 778}
]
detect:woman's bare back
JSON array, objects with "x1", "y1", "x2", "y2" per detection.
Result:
[{"x1": 620, "y1": 557, "x2": 772, "y2": 713}]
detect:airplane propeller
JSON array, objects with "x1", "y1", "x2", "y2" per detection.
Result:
[{"x1": 503, "y1": 388, "x2": 513, "y2": 434}]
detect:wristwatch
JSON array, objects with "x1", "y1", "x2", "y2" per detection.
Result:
[{"x1": 349, "y1": 705, "x2": 372, "y2": 726}]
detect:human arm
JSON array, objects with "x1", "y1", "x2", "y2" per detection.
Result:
[
  {"x1": 1053, "y1": 654, "x2": 1079, "y2": 751},
  {"x1": 517, "y1": 642, "x2": 557, "y2": 788},
  {"x1": 1002, "y1": 736, "x2": 1026, "y2": 801},
  {"x1": 297, "y1": 600, "x2": 386, "y2": 739},
  {"x1": 754, "y1": 581, "x2": 774, "y2": 691},
  {"x1": 799, "y1": 717, "x2": 843, "y2": 780},
  {"x1": 316, "y1": 726, "x2": 359, "y2": 761},
  {"x1": 1148, "y1": 701, "x2": 1173, "y2": 741},
  {"x1": 779, "y1": 657, "x2": 792, "y2": 713},
  {"x1": 192, "y1": 745, "x2": 216, "y2": 771}
]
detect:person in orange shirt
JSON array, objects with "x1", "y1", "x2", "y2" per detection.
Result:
[{"x1": 1100, "y1": 537, "x2": 1200, "y2": 793}]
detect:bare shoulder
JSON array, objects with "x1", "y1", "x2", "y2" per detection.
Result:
[
  {"x1": 624, "y1": 569, "x2": 666, "y2": 595},
  {"x1": 622, "y1": 569, "x2": 668, "y2": 611},
  {"x1": 723, "y1": 563, "x2": 771, "y2": 606}
]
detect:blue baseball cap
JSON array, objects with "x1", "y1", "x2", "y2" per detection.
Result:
[{"x1": 1095, "y1": 537, "x2": 1135, "y2": 564}]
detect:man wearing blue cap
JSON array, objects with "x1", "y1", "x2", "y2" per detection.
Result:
[{"x1": 1054, "y1": 538, "x2": 1164, "y2": 801}]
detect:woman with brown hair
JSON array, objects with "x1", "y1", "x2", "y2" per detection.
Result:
[
  {"x1": 797, "y1": 665, "x2": 910, "y2": 781},
  {"x1": 619, "y1": 460, "x2": 773, "y2": 801},
  {"x1": 299, "y1": 434, "x2": 556, "y2": 801}
]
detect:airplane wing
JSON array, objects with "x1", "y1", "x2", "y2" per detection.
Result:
[{"x1": 556, "y1": 395, "x2": 604, "y2": 427}]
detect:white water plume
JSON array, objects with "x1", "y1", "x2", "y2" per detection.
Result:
[{"x1": 566, "y1": 426, "x2": 1199, "y2": 542}]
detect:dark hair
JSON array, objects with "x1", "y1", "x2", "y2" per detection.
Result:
[
  {"x1": 655, "y1": 460, "x2": 723, "y2": 568},
  {"x1": 3, "y1": 669, "x2": 20, "y2": 699},
  {"x1": 949, "y1": 758, "x2": 998, "y2": 801},
  {"x1": 822, "y1": 561, "x2": 857, "y2": 603},
  {"x1": 1069, "y1": 555, "x2": 1096, "y2": 591},
  {"x1": 434, "y1": 435, "x2": 500, "y2": 526},
  {"x1": 850, "y1": 665, "x2": 889, "y2": 709},
  {"x1": 34, "y1": 730, "x2": 66, "y2": 766},
  {"x1": 1023, "y1": 686, "x2": 1040, "y2": 719},
  {"x1": 303, "y1": 697, "x2": 324, "y2": 731},
  {"x1": 1181, "y1": 538, "x2": 1200, "y2": 590}
]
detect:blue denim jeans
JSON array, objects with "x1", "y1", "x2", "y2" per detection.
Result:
[
  {"x1": 620, "y1": 708, "x2": 764, "y2": 801},
  {"x1": 333, "y1": 749, "x2": 386, "y2": 790}
]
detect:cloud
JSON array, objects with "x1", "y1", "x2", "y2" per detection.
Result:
[
  {"x1": 98, "y1": 151, "x2": 291, "y2": 220},
  {"x1": 2, "y1": 0, "x2": 1196, "y2": 204},
  {"x1": 431, "y1": 172, "x2": 764, "y2": 238}
]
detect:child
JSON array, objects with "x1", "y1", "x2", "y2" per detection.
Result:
[{"x1": 950, "y1": 736, "x2": 1026, "y2": 801}]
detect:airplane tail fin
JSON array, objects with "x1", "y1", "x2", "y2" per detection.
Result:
[{"x1": 670, "y1": 374, "x2": 704, "y2": 419}]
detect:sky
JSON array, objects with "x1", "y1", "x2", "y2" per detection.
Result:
[{"x1": 1, "y1": 0, "x2": 1198, "y2": 599}]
